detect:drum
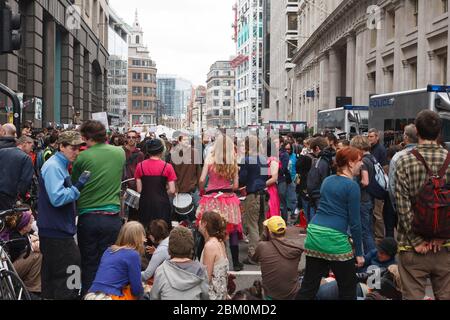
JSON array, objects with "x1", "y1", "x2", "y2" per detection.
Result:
[
  {"x1": 124, "y1": 189, "x2": 140, "y2": 210},
  {"x1": 173, "y1": 193, "x2": 194, "y2": 216}
]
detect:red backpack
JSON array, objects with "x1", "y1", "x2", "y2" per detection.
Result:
[{"x1": 410, "y1": 150, "x2": 450, "y2": 240}]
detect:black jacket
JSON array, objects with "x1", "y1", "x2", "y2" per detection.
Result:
[
  {"x1": 0, "y1": 147, "x2": 34, "y2": 199},
  {"x1": 0, "y1": 137, "x2": 16, "y2": 150}
]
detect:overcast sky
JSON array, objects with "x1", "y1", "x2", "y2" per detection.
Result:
[{"x1": 109, "y1": 0, "x2": 236, "y2": 86}]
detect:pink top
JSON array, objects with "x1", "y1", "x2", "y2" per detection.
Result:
[
  {"x1": 135, "y1": 159, "x2": 177, "y2": 182},
  {"x1": 206, "y1": 165, "x2": 233, "y2": 192}
]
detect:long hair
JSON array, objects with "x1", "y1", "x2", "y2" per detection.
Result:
[
  {"x1": 201, "y1": 211, "x2": 227, "y2": 242},
  {"x1": 112, "y1": 221, "x2": 146, "y2": 256},
  {"x1": 209, "y1": 134, "x2": 238, "y2": 181}
]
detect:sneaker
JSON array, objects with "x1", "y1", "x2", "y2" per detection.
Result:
[{"x1": 242, "y1": 257, "x2": 258, "y2": 266}]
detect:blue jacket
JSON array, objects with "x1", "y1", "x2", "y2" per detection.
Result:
[
  {"x1": 361, "y1": 249, "x2": 396, "y2": 273},
  {"x1": 37, "y1": 152, "x2": 80, "y2": 238},
  {"x1": 0, "y1": 147, "x2": 34, "y2": 200},
  {"x1": 278, "y1": 150, "x2": 290, "y2": 183},
  {"x1": 288, "y1": 153, "x2": 297, "y2": 182},
  {"x1": 239, "y1": 155, "x2": 268, "y2": 193}
]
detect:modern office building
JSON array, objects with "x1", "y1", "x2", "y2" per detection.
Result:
[
  {"x1": 206, "y1": 61, "x2": 235, "y2": 129},
  {"x1": 157, "y1": 75, "x2": 192, "y2": 121},
  {"x1": 126, "y1": 10, "x2": 158, "y2": 126},
  {"x1": 107, "y1": 8, "x2": 129, "y2": 127},
  {"x1": 0, "y1": 0, "x2": 109, "y2": 126},
  {"x1": 233, "y1": 0, "x2": 264, "y2": 127}
]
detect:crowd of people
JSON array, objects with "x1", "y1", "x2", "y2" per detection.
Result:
[{"x1": 0, "y1": 109, "x2": 448, "y2": 300}]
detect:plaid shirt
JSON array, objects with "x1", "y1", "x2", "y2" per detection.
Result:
[{"x1": 394, "y1": 144, "x2": 450, "y2": 249}]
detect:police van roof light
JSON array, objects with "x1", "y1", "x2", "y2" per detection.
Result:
[{"x1": 427, "y1": 85, "x2": 450, "y2": 92}]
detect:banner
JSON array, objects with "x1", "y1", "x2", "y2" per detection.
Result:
[
  {"x1": 34, "y1": 98, "x2": 42, "y2": 121},
  {"x1": 92, "y1": 112, "x2": 109, "y2": 131}
]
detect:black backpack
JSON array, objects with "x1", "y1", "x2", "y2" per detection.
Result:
[{"x1": 306, "y1": 156, "x2": 332, "y2": 204}]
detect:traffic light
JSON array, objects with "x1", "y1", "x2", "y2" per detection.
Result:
[{"x1": 0, "y1": 2, "x2": 22, "y2": 54}]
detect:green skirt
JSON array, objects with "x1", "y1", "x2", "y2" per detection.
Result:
[{"x1": 304, "y1": 224, "x2": 354, "y2": 262}]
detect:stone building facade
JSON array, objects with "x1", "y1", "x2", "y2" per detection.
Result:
[
  {"x1": 0, "y1": 0, "x2": 109, "y2": 127},
  {"x1": 290, "y1": 0, "x2": 449, "y2": 131}
]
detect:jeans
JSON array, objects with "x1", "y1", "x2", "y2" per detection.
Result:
[
  {"x1": 77, "y1": 213, "x2": 123, "y2": 295},
  {"x1": 360, "y1": 200, "x2": 376, "y2": 255},
  {"x1": 296, "y1": 256, "x2": 357, "y2": 300},
  {"x1": 316, "y1": 281, "x2": 365, "y2": 300},
  {"x1": 287, "y1": 182, "x2": 298, "y2": 212},
  {"x1": 277, "y1": 181, "x2": 288, "y2": 222},
  {"x1": 40, "y1": 237, "x2": 81, "y2": 300}
]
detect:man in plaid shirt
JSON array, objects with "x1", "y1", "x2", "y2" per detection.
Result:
[{"x1": 394, "y1": 110, "x2": 450, "y2": 300}]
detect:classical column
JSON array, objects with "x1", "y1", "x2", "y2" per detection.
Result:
[
  {"x1": 319, "y1": 52, "x2": 329, "y2": 109},
  {"x1": 328, "y1": 48, "x2": 340, "y2": 108},
  {"x1": 73, "y1": 43, "x2": 84, "y2": 123},
  {"x1": 354, "y1": 24, "x2": 368, "y2": 105},
  {"x1": 43, "y1": 19, "x2": 56, "y2": 124},
  {"x1": 427, "y1": 51, "x2": 439, "y2": 84},
  {"x1": 83, "y1": 51, "x2": 92, "y2": 121},
  {"x1": 417, "y1": 0, "x2": 432, "y2": 88},
  {"x1": 24, "y1": 1, "x2": 44, "y2": 127},
  {"x1": 393, "y1": 1, "x2": 405, "y2": 92},
  {"x1": 346, "y1": 34, "x2": 356, "y2": 99},
  {"x1": 61, "y1": 32, "x2": 74, "y2": 124},
  {"x1": 401, "y1": 60, "x2": 410, "y2": 90}
]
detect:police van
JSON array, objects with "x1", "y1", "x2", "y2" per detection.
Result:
[
  {"x1": 317, "y1": 105, "x2": 369, "y2": 140},
  {"x1": 369, "y1": 85, "x2": 450, "y2": 148}
]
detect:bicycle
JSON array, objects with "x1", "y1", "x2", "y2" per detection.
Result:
[{"x1": 0, "y1": 207, "x2": 32, "y2": 300}]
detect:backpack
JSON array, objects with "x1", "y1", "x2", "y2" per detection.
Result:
[
  {"x1": 365, "y1": 154, "x2": 389, "y2": 200},
  {"x1": 410, "y1": 150, "x2": 450, "y2": 239},
  {"x1": 306, "y1": 156, "x2": 332, "y2": 204}
]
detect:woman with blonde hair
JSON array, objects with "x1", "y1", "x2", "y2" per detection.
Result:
[
  {"x1": 196, "y1": 134, "x2": 243, "y2": 271},
  {"x1": 85, "y1": 221, "x2": 145, "y2": 300}
]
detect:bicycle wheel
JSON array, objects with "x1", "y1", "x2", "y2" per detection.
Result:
[{"x1": 0, "y1": 270, "x2": 31, "y2": 300}]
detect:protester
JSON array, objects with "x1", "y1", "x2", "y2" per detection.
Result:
[
  {"x1": 135, "y1": 138, "x2": 177, "y2": 226},
  {"x1": 199, "y1": 211, "x2": 229, "y2": 300},
  {"x1": 277, "y1": 140, "x2": 290, "y2": 222},
  {"x1": 0, "y1": 123, "x2": 17, "y2": 149},
  {"x1": 122, "y1": 130, "x2": 145, "y2": 221},
  {"x1": 0, "y1": 136, "x2": 34, "y2": 210},
  {"x1": 16, "y1": 135, "x2": 34, "y2": 156},
  {"x1": 350, "y1": 136, "x2": 376, "y2": 254},
  {"x1": 253, "y1": 216, "x2": 303, "y2": 300},
  {"x1": 85, "y1": 221, "x2": 145, "y2": 300},
  {"x1": 141, "y1": 219, "x2": 170, "y2": 282},
  {"x1": 38, "y1": 131, "x2": 88, "y2": 300},
  {"x1": 150, "y1": 226, "x2": 209, "y2": 300},
  {"x1": 265, "y1": 138, "x2": 281, "y2": 219},
  {"x1": 196, "y1": 134, "x2": 243, "y2": 271},
  {"x1": 296, "y1": 147, "x2": 364, "y2": 300},
  {"x1": 72, "y1": 120, "x2": 125, "y2": 295},
  {"x1": 368, "y1": 128, "x2": 388, "y2": 243},
  {"x1": 239, "y1": 136, "x2": 269, "y2": 266},
  {"x1": 394, "y1": 110, "x2": 450, "y2": 300},
  {"x1": 4, "y1": 209, "x2": 42, "y2": 297},
  {"x1": 285, "y1": 143, "x2": 298, "y2": 219}
]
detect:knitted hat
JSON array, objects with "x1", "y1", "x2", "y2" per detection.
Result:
[{"x1": 146, "y1": 138, "x2": 165, "y2": 155}]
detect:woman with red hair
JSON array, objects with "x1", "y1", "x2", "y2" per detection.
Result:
[{"x1": 297, "y1": 147, "x2": 365, "y2": 300}]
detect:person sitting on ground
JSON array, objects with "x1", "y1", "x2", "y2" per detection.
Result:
[
  {"x1": 85, "y1": 221, "x2": 145, "y2": 300},
  {"x1": 253, "y1": 216, "x2": 303, "y2": 300},
  {"x1": 141, "y1": 219, "x2": 170, "y2": 283},
  {"x1": 359, "y1": 237, "x2": 397, "y2": 273},
  {"x1": 4, "y1": 208, "x2": 42, "y2": 297},
  {"x1": 149, "y1": 226, "x2": 209, "y2": 300},
  {"x1": 199, "y1": 211, "x2": 229, "y2": 300}
]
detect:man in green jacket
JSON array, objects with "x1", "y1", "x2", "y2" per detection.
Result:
[{"x1": 72, "y1": 120, "x2": 125, "y2": 295}]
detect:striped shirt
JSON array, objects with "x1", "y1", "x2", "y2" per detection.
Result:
[{"x1": 394, "y1": 144, "x2": 450, "y2": 250}]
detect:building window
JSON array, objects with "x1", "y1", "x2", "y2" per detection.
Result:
[
  {"x1": 132, "y1": 59, "x2": 141, "y2": 66},
  {"x1": 136, "y1": 36, "x2": 140, "y2": 44},
  {"x1": 287, "y1": 13, "x2": 298, "y2": 31},
  {"x1": 143, "y1": 87, "x2": 151, "y2": 96},
  {"x1": 213, "y1": 100, "x2": 220, "y2": 107},
  {"x1": 132, "y1": 73, "x2": 142, "y2": 82},
  {"x1": 213, "y1": 110, "x2": 220, "y2": 116},
  {"x1": 412, "y1": 0, "x2": 418, "y2": 27},
  {"x1": 213, "y1": 80, "x2": 220, "y2": 87},
  {"x1": 223, "y1": 110, "x2": 231, "y2": 116},
  {"x1": 143, "y1": 101, "x2": 151, "y2": 109},
  {"x1": 386, "y1": 10, "x2": 395, "y2": 40},
  {"x1": 132, "y1": 87, "x2": 142, "y2": 96},
  {"x1": 143, "y1": 73, "x2": 152, "y2": 82},
  {"x1": 224, "y1": 90, "x2": 231, "y2": 97},
  {"x1": 132, "y1": 100, "x2": 142, "y2": 109},
  {"x1": 223, "y1": 100, "x2": 231, "y2": 107},
  {"x1": 213, "y1": 90, "x2": 219, "y2": 97}
]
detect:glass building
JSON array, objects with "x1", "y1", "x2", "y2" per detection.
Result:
[{"x1": 157, "y1": 75, "x2": 192, "y2": 118}]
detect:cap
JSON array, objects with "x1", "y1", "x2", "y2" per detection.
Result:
[
  {"x1": 263, "y1": 216, "x2": 287, "y2": 235},
  {"x1": 377, "y1": 237, "x2": 398, "y2": 257},
  {"x1": 58, "y1": 131, "x2": 85, "y2": 146}
]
